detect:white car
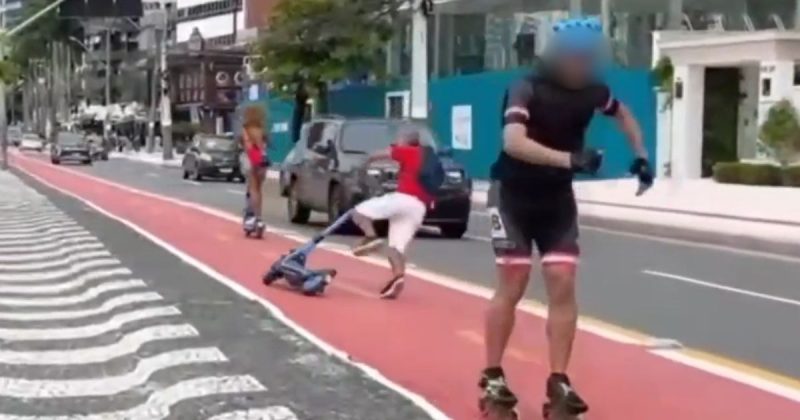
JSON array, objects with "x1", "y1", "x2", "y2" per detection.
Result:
[{"x1": 19, "y1": 134, "x2": 44, "y2": 152}]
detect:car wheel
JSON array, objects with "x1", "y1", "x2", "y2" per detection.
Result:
[
  {"x1": 182, "y1": 169, "x2": 189, "y2": 179},
  {"x1": 327, "y1": 184, "x2": 354, "y2": 234},
  {"x1": 287, "y1": 181, "x2": 311, "y2": 224},
  {"x1": 440, "y1": 223, "x2": 468, "y2": 239},
  {"x1": 84, "y1": 159, "x2": 93, "y2": 166},
  {"x1": 51, "y1": 159, "x2": 60, "y2": 165}
]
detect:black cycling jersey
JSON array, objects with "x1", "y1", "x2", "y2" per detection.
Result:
[{"x1": 490, "y1": 72, "x2": 620, "y2": 193}]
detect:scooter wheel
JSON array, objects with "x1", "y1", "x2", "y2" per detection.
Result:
[
  {"x1": 263, "y1": 270, "x2": 280, "y2": 285},
  {"x1": 301, "y1": 274, "x2": 327, "y2": 296}
]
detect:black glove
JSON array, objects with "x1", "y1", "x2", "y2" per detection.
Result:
[
  {"x1": 629, "y1": 157, "x2": 653, "y2": 187},
  {"x1": 570, "y1": 149, "x2": 603, "y2": 175}
]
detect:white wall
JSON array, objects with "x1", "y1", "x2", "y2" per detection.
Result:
[
  {"x1": 671, "y1": 65, "x2": 705, "y2": 179},
  {"x1": 176, "y1": 11, "x2": 245, "y2": 43}
]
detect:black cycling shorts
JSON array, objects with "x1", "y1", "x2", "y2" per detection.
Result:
[{"x1": 487, "y1": 181, "x2": 579, "y2": 266}]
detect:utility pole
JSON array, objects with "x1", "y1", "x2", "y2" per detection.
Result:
[
  {"x1": 1, "y1": 0, "x2": 67, "y2": 171},
  {"x1": 147, "y1": 27, "x2": 161, "y2": 153},
  {"x1": 104, "y1": 25, "x2": 112, "y2": 141},
  {"x1": 160, "y1": 20, "x2": 173, "y2": 160}
]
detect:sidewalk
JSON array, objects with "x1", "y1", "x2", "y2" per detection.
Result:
[
  {"x1": 112, "y1": 151, "x2": 800, "y2": 256},
  {"x1": 109, "y1": 150, "x2": 183, "y2": 168}
]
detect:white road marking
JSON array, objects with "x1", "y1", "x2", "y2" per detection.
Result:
[
  {"x1": 0, "y1": 220, "x2": 79, "y2": 234},
  {"x1": 226, "y1": 188, "x2": 243, "y2": 195},
  {"x1": 0, "y1": 277, "x2": 141, "y2": 301},
  {"x1": 0, "y1": 348, "x2": 227, "y2": 399},
  {"x1": 0, "y1": 210, "x2": 64, "y2": 224},
  {"x1": 0, "y1": 292, "x2": 163, "y2": 321},
  {"x1": 208, "y1": 407, "x2": 299, "y2": 420},
  {"x1": 0, "y1": 236, "x2": 98, "y2": 253},
  {"x1": 0, "y1": 306, "x2": 181, "y2": 341},
  {"x1": 0, "y1": 250, "x2": 112, "y2": 271},
  {"x1": 0, "y1": 375, "x2": 266, "y2": 420},
  {"x1": 0, "y1": 243, "x2": 105, "y2": 263},
  {"x1": 0, "y1": 259, "x2": 122, "y2": 282},
  {"x1": 0, "y1": 226, "x2": 87, "y2": 240},
  {"x1": 0, "y1": 324, "x2": 199, "y2": 365},
  {"x1": 0, "y1": 218, "x2": 75, "y2": 231},
  {"x1": 644, "y1": 270, "x2": 800, "y2": 308},
  {"x1": 146, "y1": 172, "x2": 159, "y2": 178},
  {"x1": 184, "y1": 180, "x2": 202, "y2": 186},
  {"x1": 0, "y1": 231, "x2": 93, "y2": 248}
]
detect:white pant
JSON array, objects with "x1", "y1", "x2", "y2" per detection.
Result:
[{"x1": 354, "y1": 192, "x2": 426, "y2": 253}]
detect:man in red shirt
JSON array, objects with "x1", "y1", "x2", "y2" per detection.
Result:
[{"x1": 351, "y1": 130, "x2": 431, "y2": 299}]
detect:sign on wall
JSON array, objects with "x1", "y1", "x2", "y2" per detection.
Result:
[{"x1": 451, "y1": 105, "x2": 472, "y2": 150}]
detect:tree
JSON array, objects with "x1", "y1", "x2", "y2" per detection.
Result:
[
  {"x1": 760, "y1": 99, "x2": 800, "y2": 166},
  {"x1": 253, "y1": 0, "x2": 407, "y2": 140},
  {"x1": 8, "y1": 0, "x2": 74, "y2": 73}
]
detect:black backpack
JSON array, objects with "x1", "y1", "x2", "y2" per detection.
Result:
[{"x1": 417, "y1": 145, "x2": 445, "y2": 196}]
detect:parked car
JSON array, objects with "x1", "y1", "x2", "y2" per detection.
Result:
[
  {"x1": 51, "y1": 132, "x2": 91, "y2": 165},
  {"x1": 182, "y1": 134, "x2": 243, "y2": 182},
  {"x1": 18, "y1": 133, "x2": 44, "y2": 152},
  {"x1": 86, "y1": 134, "x2": 109, "y2": 161},
  {"x1": 8, "y1": 126, "x2": 22, "y2": 147},
  {"x1": 279, "y1": 117, "x2": 472, "y2": 238}
]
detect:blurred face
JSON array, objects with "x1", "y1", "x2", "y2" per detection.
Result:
[{"x1": 555, "y1": 53, "x2": 594, "y2": 88}]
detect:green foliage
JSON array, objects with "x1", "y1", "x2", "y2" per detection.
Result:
[
  {"x1": 652, "y1": 56, "x2": 674, "y2": 110},
  {"x1": 759, "y1": 99, "x2": 800, "y2": 165},
  {"x1": 784, "y1": 165, "x2": 800, "y2": 187},
  {"x1": 252, "y1": 0, "x2": 403, "y2": 98},
  {"x1": 712, "y1": 162, "x2": 783, "y2": 186},
  {"x1": 8, "y1": 0, "x2": 71, "y2": 72}
]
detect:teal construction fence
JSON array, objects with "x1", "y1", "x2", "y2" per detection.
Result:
[{"x1": 240, "y1": 68, "x2": 656, "y2": 181}]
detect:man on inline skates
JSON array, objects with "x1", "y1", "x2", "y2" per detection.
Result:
[{"x1": 479, "y1": 17, "x2": 654, "y2": 418}]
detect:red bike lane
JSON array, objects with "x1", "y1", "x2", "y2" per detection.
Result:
[{"x1": 12, "y1": 153, "x2": 800, "y2": 419}]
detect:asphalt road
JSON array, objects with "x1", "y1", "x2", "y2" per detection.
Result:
[
  {"x1": 9, "y1": 168, "x2": 432, "y2": 419},
  {"x1": 56, "y1": 157, "x2": 800, "y2": 381}
]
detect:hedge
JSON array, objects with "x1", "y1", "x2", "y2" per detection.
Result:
[
  {"x1": 784, "y1": 165, "x2": 800, "y2": 187},
  {"x1": 712, "y1": 162, "x2": 783, "y2": 186}
]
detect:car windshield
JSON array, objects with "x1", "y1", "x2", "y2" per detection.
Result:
[
  {"x1": 340, "y1": 121, "x2": 437, "y2": 154},
  {"x1": 58, "y1": 134, "x2": 84, "y2": 146},
  {"x1": 199, "y1": 137, "x2": 236, "y2": 152}
]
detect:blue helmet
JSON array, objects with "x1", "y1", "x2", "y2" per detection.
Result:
[{"x1": 547, "y1": 17, "x2": 605, "y2": 59}]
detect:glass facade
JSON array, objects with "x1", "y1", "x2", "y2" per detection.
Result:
[{"x1": 388, "y1": 0, "x2": 800, "y2": 77}]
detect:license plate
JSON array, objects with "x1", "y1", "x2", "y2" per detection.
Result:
[{"x1": 219, "y1": 168, "x2": 233, "y2": 174}]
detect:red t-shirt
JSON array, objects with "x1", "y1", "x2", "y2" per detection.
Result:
[{"x1": 391, "y1": 145, "x2": 432, "y2": 205}]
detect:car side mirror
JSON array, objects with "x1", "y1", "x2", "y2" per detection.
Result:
[
  {"x1": 437, "y1": 146, "x2": 453, "y2": 157},
  {"x1": 312, "y1": 141, "x2": 334, "y2": 156}
]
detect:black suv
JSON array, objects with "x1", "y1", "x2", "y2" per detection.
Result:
[
  {"x1": 182, "y1": 134, "x2": 243, "y2": 182},
  {"x1": 279, "y1": 117, "x2": 472, "y2": 238}
]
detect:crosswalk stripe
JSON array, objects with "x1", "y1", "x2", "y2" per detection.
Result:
[
  {"x1": 0, "y1": 243, "x2": 105, "y2": 263},
  {"x1": 0, "y1": 236, "x2": 98, "y2": 253},
  {"x1": 0, "y1": 225, "x2": 86, "y2": 240},
  {"x1": 0, "y1": 231, "x2": 94, "y2": 248},
  {"x1": 0, "y1": 324, "x2": 199, "y2": 365},
  {"x1": 0, "y1": 306, "x2": 181, "y2": 341},
  {"x1": 0, "y1": 259, "x2": 123, "y2": 282},
  {"x1": 0, "y1": 348, "x2": 227, "y2": 399},
  {"x1": 0, "y1": 292, "x2": 163, "y2": 321},
  {"x1": 0, "y1": 220, "x2": 80, "y2": 234},
  {"x1": 207, "y1": 407, "x2": 300, "y2": 420},
  {"x1": 0, "y1": 279, "x2": 144, "y2": 305},
  {"x1": 0, "y1": 250, "x2": 112, "y2": 271},
  {"x1": 0, "y1": 269, "x2": 133, "y2": 295},
  {"x1": 0, "y1": 375, "x2": 267, "y2": 420}
]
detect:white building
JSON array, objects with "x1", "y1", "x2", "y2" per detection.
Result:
[
  {"x1": 175, "y1": 0, "x2": 246, "y2": 47},
  {"x1": 0, "y1": 0, "x2": 23, "y2": 29}
]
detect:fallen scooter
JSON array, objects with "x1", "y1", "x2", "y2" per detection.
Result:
[{"x1": 262, "y1": 209, "x2": 353, "y2": 296}]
